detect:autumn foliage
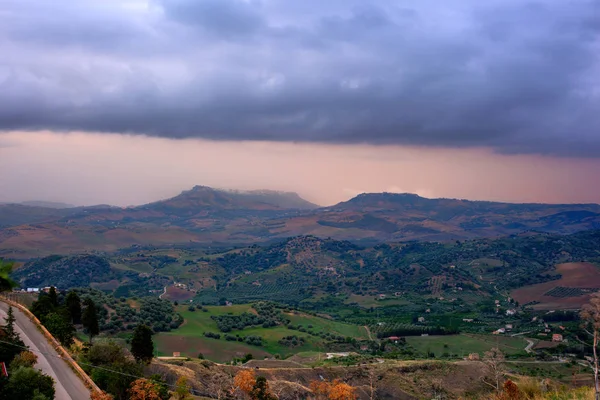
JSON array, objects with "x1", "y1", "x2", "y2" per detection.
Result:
[
  {"x1": 128, "y1": 378, "x2": 162, "y2": 400},
  {"x1": 91, "y1": 391, "x2": 114, "y2": 400},
  {"x1": 502, "y1": 380, "x2": 521, "y2": 400},
  {"x1": 10, "y1": 351, "x2": 38, "y2": 368},
  {"x1": 309, "y1": 379, "x2": 357, "y2": 400},
  {"x1": 234, "y1": 369, "x2": 257, "y2": 396}
]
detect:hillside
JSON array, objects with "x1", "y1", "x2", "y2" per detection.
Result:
[
  {"x1": 1, "y1": 187, "x2": 599, "y2": 257},
  {"x1": 12, "y1": 231, "x2": 600, "y2": 312},
  {"x1": 0, "y1": 204, "x2": 78, "y2": 228},
  {"x1": 308, "y1": 193, "x2": 600, "y2": 241}
]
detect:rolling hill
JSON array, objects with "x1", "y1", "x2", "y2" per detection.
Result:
[
  {"x1": 11, "y1": 231, "x2": 600, "y2": 311},
  {"x1": 1, "y1": 187, "x2": 599, "y2": 257}
]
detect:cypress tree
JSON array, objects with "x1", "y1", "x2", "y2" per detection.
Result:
[
  {"x1": 3, "y1": 306, "x2": 17, "y2": 341},
  {"x1": 130, "y1": 324, "x2": 154, "y2": 364},
  {"x1": 81, "y1": 298, "x2": 99, "y2": 343},
  {"x1": 65, "y1": 291, "x2": 82, "y2": 324},
  {"x1": 0, "y1": 306, "x2": 26, "y2": 365},
  {"x1": 47, "y1": 287, "x2": 58, "y2": 307}
]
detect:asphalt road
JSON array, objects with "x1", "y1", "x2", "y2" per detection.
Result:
[{"x1": 0, "y1": 302, "x2": 91, "y2": 400}]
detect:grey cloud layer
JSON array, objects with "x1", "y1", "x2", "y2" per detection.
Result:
[{"x1": 1, "y1": 0, "x2": 599, "y2": 156}]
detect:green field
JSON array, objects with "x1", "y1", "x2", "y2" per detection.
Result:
[
  {"x1": 155, "y1": 304, "x2": 370, "y2": 362},
  {"x1": 405, "y1": 334, "x2": 528, "y2": 358},
  {"x1": 344, "y1": 294, "x2": 410, "y2": 307}
]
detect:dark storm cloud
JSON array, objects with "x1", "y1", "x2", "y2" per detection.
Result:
[{"x1": 0, "y1": 0, "x2": 599, "y2": 156}]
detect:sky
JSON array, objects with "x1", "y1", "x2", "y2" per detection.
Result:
[{"x1": 1, "y1": 0, "x2": 599, "y2": 206}]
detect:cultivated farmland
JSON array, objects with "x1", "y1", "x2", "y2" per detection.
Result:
[{"x1": 511, "y1": 262, "x2": 600, "y2": 309}]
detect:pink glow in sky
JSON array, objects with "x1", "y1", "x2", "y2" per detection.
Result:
[{"x1": 1, "y1": 131, "x2": 599, "y2": 207}]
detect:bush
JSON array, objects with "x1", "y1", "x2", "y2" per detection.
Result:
[{"x1": 203, "y1": 332, "x2": 221, "y2": 340}]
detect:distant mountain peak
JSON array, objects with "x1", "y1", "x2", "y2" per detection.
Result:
[
  {"x1": 143, "y1": 185, "x2": 318, "y2": 211},
  {"x1": 354, "y1": 192, "x2": 425, "y2": 199},
  {"x1": 220, "y1": 188, "x2": 319, "y2": 209}
]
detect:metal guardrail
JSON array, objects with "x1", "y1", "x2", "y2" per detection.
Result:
[{"x1": 0, "y1": 295, "x2": 102, "y2": 395}]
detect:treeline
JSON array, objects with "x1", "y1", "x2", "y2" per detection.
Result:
[
  {"x1": 211, "y1": 301, "x2": 284, "y2": 332},
  {"x1": 30, "y1": 287, "x2": 83, "y2": 346},
  {"x1": 203, "y1": 331, "x2": 264, "y2": 346},
  {"x1": 375, "y1": 324, "x2": 459, "y2": 338},
  {"x1": 71, "y1": 288, "x2": 183, "y2": 333}
]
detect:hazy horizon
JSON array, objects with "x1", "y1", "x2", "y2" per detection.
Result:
[{"x1": 2, "y1": 131, "x2": 600, "y2": 208}]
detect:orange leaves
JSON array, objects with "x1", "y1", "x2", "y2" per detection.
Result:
[
  {"x1": 128, "y1": 378, "x2": 162, "y2": 400},
  {"x1": 234, "y1": 369, "x2": 257, "y2": 395},
  {"x1": 91, "y1": 391, "x2": 114, "y2": 400},
  {"x1": 502, "y1": 379, "x2": 521, "y2": 400},
  {"x1": 309, "y1": 378, "x2": 357, "y2": 400},
  {"x1": 309, "y1": 380, "x2": 331, "y2": 399}
]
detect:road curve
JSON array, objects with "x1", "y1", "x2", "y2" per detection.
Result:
[{"x1": 0, "y1": 302, "x2": 91, "y2": 400}]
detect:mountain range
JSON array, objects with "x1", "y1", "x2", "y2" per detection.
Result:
[{"x1": 1, "y1": 185, "x2": 599, "y2": 258}]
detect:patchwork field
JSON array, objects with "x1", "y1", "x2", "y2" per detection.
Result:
[
  {"x1": 155, "y1": 304, "x2": 369, "y2": 363},
  {"x1": 405, "y1": 334, "x2": 528, "y2": 357},
  {"x1": 511, "y1": 262, "x2": 600, "y2": 310},
  {"x1": 344, "y1": 294, "x2": 410, "y2": 308},
  {"x1": 163, "y1": 285, "x2": 196, "y2": 302}
]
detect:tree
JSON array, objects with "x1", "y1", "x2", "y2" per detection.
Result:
[
  {"x1": 309, "y1": 379, "x2": 357, "y2": 400},
  {"x1": 328, "y1": 380, "x2": 357, "y2": 400},
  {"x1": 91, "y1": 391, "x2": 114, "y2": 400},
  {"x1": 149, "y1": 374, "x2": 171, "y2": 400},
  {"x1": 581, "y1": 292, "x2": 600, "y2": 400},
  {"x1": 47, "y1": 287, "x2": 58, "y2": 307},
  {"x1": 31, "y1": 390, "x2": 50, "y2": 400},
  {"x1": 65, "y1": 291, "x2": 82, "y2": 324},
  {"x1": 483, "y1": 348, "x2": 506, "y2": 392},
  {"x1": 3, "y1": 306, "x2": 17, "y2": 340},
  {"x1": 131, "y1": 325, "x2": 154, "y2": 364},
  {"x1": 91, "y1": 361, "x2": 142, "y2": 400},
  {"x1": 82, "y1": 298, "x2": 100, "y2": 343},
  {"x1": 0, "y1": 311, "x2": 26, "y2": 365},
  {"x1": 10, "y1": 351, "x2": 38, "y2": 369},
  {"x1": 207, "y1": 372, "x2": 234, "y2": 400},
  {"x1": 361, "y1": 367, "x2": 380, "y2": 400},
  {"x1": 175, "y1": 376, "x2": 192, "y2": 400},
  {"x1": 309, "y1": 380, "x2": 331, "y2": 400},
  {"x1": 30, "y1": 295, "x2": 55, "y2": 320},
  {"x1": 234, "y1": 369, "x2": 256, "y2": 397},
  {"x1": 250, "y1": 376, "x2": 276, "y2": 400},
  {"x1": 5, "y1": 367, "x2": 55, "y2": 400},
  {"x1": 128, "y1": 378, "x2": 162, "y2": 400},
  {"x1": 0, "y1": 259, "x2": 17, "y2": 293},
  {"x1": 43, "y1": 312, "x2": 75, "y2": 346}
]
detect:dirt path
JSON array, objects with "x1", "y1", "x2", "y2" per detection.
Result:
[
  {"x1": 364, "y1": 325, "x2": 373, "y2": 341},
  {"x1": 524, "y1": 339, "x2": 535, "y2": 353}
]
